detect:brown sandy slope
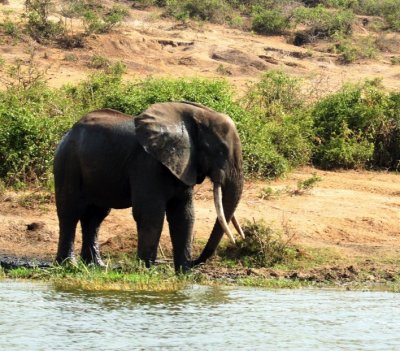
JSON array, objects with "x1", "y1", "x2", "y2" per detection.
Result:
[{"x1": 1, "y1": 1, "x2": 400, "y2": 93}]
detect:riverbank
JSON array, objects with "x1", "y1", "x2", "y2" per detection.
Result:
[{"x1": 1, "y1": 255, "x2": 399, "y2": 292}]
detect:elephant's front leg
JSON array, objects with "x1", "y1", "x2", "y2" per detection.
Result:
[
  {"x1": 166, "y1": 188, "x2": 194, "y2": 273},
  {"x1": 133, "y1": 201, "x2": 165, "y2": 268}
]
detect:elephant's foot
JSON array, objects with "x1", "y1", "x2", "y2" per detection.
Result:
[
  {"x1": 190, "y1": 258, "x2": 206, "y2": 268},
  {"x1": 173, "y1": 259, "x2": 193, "y2": 274},
  {"x1": 81, "y1": 246, "x2": 106, "y2": 267},
  {"x1": 81, "y1": 249, "x2": 106, "y2": 267},
  {"x1": 55, "y1": 255, "x2": 77, "y2": 267},
  {"x1": 82, "y1": 256, "x2": 106, "y2": 267}
]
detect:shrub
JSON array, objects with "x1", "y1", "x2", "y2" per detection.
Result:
[
  {"x1": 82, "y1": 5, "x2": 128, "y2": 34},
  {"x1": 353, "y1": 0, "x2": 400, "y2": 31},
  {"x1": 244, "y1": 71, "x2": 305, "y2": 118},
  {"x1": 293, "y1": 5, "x2": 354, "y2": 38},
  {"x1": 218, "y1": 220, "x2": 299, "y2": 267},
  {"x1": 88, "y1": 55, "x2": 111, "y2": 69},
  {"x1": 60, "y1": 1, "x2": 128, "y2": 35},
  {"x1": 0, "y1": 106, "x2": 70, "y2": 185},
  {"x1": 243, "y1": 71, "x2": 313, "y2": 170},
  {"x1": 391, "y1": 56, "x2": 400, "y2": 65},
  {"x1": 2, "y1": 20, "x2": 20, "y2": 37},
  {"x1": 333, "y1": 34, "x2": 378, "y2": 63},
  {"x1": 315, "y1": 134, "x2": 374, "y2": 169},
  {"x1": 24, "y1": 0, "x2": 65, "y2": 43},
  {"x1": 165, "y1": 0, "x2": 234, "y2": 23},
  {"x1": 323, "y1": 0, "x2": 359, "y2": 9},
  {"x1": 129, "y1": 0, "x2": 167, "y2": 8},
  {"x1": 251, "y1": 8, "x2": 291, "y2": 35},
  {"x1": 311, "y1": 80, "x2": 391, "y2": 169},
  {"x1": 381, "y1": 1, "x2": 400, "y2": 31},
  {"x1": 373, "y1": 92, "x2": 400, "y2": 169}
]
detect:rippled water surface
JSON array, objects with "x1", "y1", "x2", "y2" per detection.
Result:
[{"x1": 0, "y1": 281, "x2": 399, "y2": 350}]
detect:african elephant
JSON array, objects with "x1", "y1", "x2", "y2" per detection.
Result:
[{"x1": 54, "y1": 101, "x2": 244, "y2": 272}]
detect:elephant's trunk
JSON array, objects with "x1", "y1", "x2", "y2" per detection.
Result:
[{"x1": 193, "y1": 171, "x2": 243, "y2": 266}]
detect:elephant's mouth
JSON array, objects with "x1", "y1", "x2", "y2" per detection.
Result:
[{"x1": 213, "y1": 183, "x2": 244, "y2": 243}]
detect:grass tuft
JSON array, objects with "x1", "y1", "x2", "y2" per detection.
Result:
[
  {"x1": 218, "y1": 220, "x2": 301, "y2": 268},
  {"x1": 2, "y1": 258, "x2": 201, "y2": 292}
]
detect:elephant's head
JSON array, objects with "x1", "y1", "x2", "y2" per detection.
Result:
[{"x1": 134, "y1": 101, "x2": 244, "y2": 265}]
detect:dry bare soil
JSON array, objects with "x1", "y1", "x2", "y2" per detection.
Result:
[
  {"x1": 1, "y1": 2, "x2": 400, "y2": 279},
  {"x1": 1, "y1": 168, "x2": 400, "y2": 270}
]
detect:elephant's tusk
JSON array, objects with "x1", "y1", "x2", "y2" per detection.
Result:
[
  {"x1": 232, "y1": 215, "x2": 245, "y2": 239},
  {"x1": 213, "y1": 183, "x2": 236, "y2": 244}
]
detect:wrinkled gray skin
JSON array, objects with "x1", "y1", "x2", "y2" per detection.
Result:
[{"x1": 54, "y1": 102, "x2": 243, "y2": 272}]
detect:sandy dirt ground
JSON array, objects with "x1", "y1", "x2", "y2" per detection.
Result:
[{"x1": 1, "y1": 167, "x2": 400, "y2": 266}]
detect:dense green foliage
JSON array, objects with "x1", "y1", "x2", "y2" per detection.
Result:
[
  {"x1": 312, "y1": 79, "x2": 400, "y2": 169},
  {"x1": 293, "y1": 5, "x2": 355, "y2": 38},
  {"x1": 1, "y1": 62, "x2": 400, "y2": 187},
  {"x1": 129, "y1": 0, "x2": 400, "y2": 35},
  {"x1": 324, "y1": 0, "x2": 400, "y2": 29},
  {"x1": 251, "y1": 8, "x2": 291, "y2": 35},
  {"x1": 164, "y1": 0, "x2": 233, "y2": 23}
]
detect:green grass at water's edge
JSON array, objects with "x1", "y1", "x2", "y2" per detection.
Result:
[{"x1": 1, "y1": 260, "x2": 399, "y2": 293}]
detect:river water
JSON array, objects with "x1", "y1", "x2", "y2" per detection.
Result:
[{"x1": 0, "y1": 281, "x2": 399, "y2": 350}]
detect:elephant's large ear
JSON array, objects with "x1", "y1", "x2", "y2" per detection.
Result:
[{"x1": 134, "y1": 103, "x2": 197, "y2": 186}]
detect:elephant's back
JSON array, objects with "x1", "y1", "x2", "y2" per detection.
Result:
[{"x1": 79, "y1": 108, "x2": 133, "y2": 126}]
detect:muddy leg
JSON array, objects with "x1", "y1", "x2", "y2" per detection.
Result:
[
  {"x1": 56, "y1": 212, "x2": 79, "y2": 265},
  {"x1": 80, "y1": 205, "x2": 110, "y2": 266},
  {"x1": 166, "y1": 188, "x2": 194, "y2": 273}
]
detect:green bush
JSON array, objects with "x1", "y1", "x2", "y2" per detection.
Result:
[
  {"x1": 315, "y1": 134, "x2": 374, "y2": 169},
  {"x1": 381, "y1": 1, "x2": 400, "y2": 31},
  {"x1": 333, "y1": 34, "x2": 378, "y2": 63},
  {"x1": 165, "y1": 0, "x2": 234, "y2": 23},
  {"x1": 311, "y1": 80, "x2": 396, "y2": 169},
  {"x1": 88, "y1": 55, "x2": 112, "y2": 69},
  {"x1": 251, "y1": 8, "x2": 291, "y2": 35},
  {"x1": 25, "y1": 0, "x2": 65, "y2": 43},
  {"x1": 0, "y1": 105, "x2": 70, "y2": 185},
  {"x1": 2, "y1": 20, "x2": 20, "y2": 37},
  {"x1": 244, "y1": 71, "x2": 305, "y2": 118},
  {"x1": 293, "y1": 5, "x2": 354, "y2": 38},
  {"x1": 218, "y1": 220, "x2": 299, "y2": 267},
  {"x1": 348, "y1": 0, "x2": 400, "y2": 31},
  {"x1": 81, "y1": 5, "x2": 128, "y2": 34},
  {"x1": 373, "y1": 92, "x2": 400, "y2": 169},
  {"x1": 243, "y1": 71, "x2": 313, "y2": 171},
  {"x1": 324, "y1": 0, "x2": 359, "y2": 8},
  {"x1": 0, "y1": 76, "x2": 111, "y2": 186}
]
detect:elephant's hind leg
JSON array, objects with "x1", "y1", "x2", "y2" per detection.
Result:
[
  {"x1": 166, "y1": 188, "x2": 194, "y2": 273},
  {"x1": 56, "y1": 211, "x2": 79, "y2": 265},
  {"x1": 133, "y1": 202, "x2": 165, "y2": 268},
  {"x1": 80, "y1": 205, "x2": 110, "y2": 266}
]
